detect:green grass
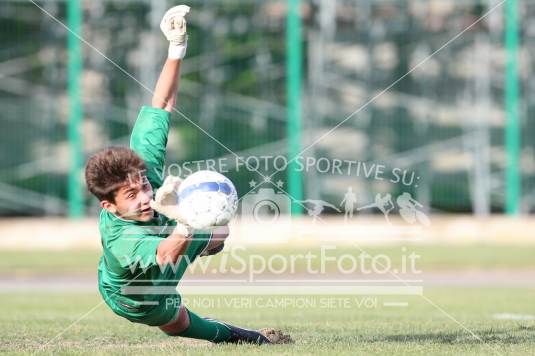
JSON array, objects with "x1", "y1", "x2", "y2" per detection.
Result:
[
  {"x1": 3, "y1": 244, "x2": 535, "y2": 276},
  {"x1": 2, "y1": 288, "x2": 535, "y2": 355},
  {"x1": 3, "y1": 245, "x2": 535, "y2": 354}
]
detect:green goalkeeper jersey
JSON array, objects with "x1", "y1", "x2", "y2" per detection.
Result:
[{"x1": 97, "y1": 106, "x2": 210, "y2": 326}]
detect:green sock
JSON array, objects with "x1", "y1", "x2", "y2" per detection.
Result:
[{"x1": 177, "y1": 308, "x2": 231, "y2": 343}]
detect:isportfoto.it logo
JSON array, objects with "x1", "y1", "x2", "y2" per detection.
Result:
[{"x1": 117, "y1": 245, "x2": 423, "y2": 298}]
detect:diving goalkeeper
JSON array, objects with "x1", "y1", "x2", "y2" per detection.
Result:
[{"x1": 84, "y1": 5, "x2": 272, "y2": 344}]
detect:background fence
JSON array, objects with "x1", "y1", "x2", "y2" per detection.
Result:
[{"x1": 0, "y1": 0, "x2": 533, "y2": 217}]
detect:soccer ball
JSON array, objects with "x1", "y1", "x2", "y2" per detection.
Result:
[{"x1": 177, "y1": 170, "x2": 238, "y2": 229}]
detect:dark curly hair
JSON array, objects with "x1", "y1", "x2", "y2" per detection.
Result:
[{"x1": 85, "y1": 146, "x2": 146, "y2": 202}]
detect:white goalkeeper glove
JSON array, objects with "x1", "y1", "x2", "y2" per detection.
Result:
[
  {"x1": 160, "y1": 5, "x2": 190, "y2": 60},
  {"x1": 150, "y1": 175, "x2": 192, "y2": 236}
]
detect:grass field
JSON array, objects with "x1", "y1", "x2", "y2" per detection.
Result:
[
  {"x1": 3, "y1": 244, "x2": 535, "y2": 276},
  {"x1": 2, "y1": 244, "x2": 535, "y2": 355},
  {"x1": 2, "y1": 288, "x2": 535, "y2": 355}
]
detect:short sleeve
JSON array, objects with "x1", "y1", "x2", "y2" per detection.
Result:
[
  {"x1": 130, "y1": 106, "x2": 170, "y2": 190},
  {"x1": 109, "y1": 225, "x2": 163, "y2": 271}
]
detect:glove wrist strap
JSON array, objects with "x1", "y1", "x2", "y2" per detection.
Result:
[{"x1": 174, "y1": 221, "x2": 192, "y2": 236}]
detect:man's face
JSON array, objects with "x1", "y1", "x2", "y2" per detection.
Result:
[{"x1": 101, "y1": 176, "x2": 154, "y2": 222}]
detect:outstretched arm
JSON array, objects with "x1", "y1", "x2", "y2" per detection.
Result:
[
  {"x1": 152, "y1": 59, "x2": 182, "y2": 112},
  {"x1": 152, "y1": 5, "x2": 190, "y2": 112}
]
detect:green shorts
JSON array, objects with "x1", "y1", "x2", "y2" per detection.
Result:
[{"x1": 101, "y1": 231, "x2": 212, "y2": 327}]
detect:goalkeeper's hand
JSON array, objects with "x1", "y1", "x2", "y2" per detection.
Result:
[
  {"x1": 160, "y1": 5, "x2": 190, "y2": 60},
  {"x1": 150, "y1": 175, "x2": 192, "y2": 236}
]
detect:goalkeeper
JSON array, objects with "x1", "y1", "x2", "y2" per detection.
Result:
[{"x1": 84, "y1": 5, "x2": 271, "y2": 344}]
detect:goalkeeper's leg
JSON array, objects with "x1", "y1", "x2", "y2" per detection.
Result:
[{"x1": 159, "y1": 305, "x2": 271, "y2": 344}]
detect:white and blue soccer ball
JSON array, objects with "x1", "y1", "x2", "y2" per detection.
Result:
[{"x1": 177, "y1": 170, "x2": 238, "y2": 229}]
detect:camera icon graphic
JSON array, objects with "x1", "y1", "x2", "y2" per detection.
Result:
[{"x1": 240, "y1": 188, "x2": 291, "y2": 224}]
